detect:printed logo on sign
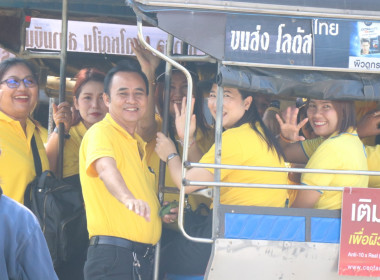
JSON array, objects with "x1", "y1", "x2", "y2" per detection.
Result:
[
  {"x1": 351, "y1": 199, "x2": 380, "y2": 223},
  {"x1": 339, "y1": 188, "x2": 380, "y2": 277}
]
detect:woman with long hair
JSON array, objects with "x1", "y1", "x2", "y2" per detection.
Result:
[{"x1": 155, "y1": 84, "x2": 288, "y2": 276}]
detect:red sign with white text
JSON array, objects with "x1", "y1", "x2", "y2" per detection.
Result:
[{"x1": 339, "y1": 188, "x2": 380, "y2": 276}]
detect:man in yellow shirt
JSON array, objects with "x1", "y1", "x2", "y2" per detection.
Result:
[{"x1": 79, "y1": 61, "x2": 170, "y2": 280}]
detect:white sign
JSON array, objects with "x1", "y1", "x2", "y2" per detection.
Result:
[
  {"x1": 26, "y1": 18, "x2": 202, "y2": 56},
  {"x1": 349, "y1": 56, "x2": 380, "y2": 71}
]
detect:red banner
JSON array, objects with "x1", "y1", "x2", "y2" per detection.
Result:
[{"x1": 339, "y1": 187, "x2": 380, "y2": 276}]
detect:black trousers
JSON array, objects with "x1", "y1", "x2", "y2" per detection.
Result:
[{"x1": 84, "y1": 243, "x2": 154, "y2": 280}]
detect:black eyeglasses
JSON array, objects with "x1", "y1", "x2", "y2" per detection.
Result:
[{"x1": 0, "y1": 77, "x2": 37, "y2": 89}]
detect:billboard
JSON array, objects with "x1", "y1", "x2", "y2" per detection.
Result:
[
  {"x1": 339, "y1": 188, "x2": 380, "y2": 277},
  {"x1": 225, "y1": 14, "x2": 380, "y2": 71}
]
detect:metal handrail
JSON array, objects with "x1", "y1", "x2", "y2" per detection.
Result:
[
  {"x1": 136, "y1": 19, "x2": 212, "y2": 244},
  {"x1": 186, "y1": 162, "x2": 380, "y2": 177},
  {"x1": 186, "y1": 181, "x2": 347, "y2": 192}
]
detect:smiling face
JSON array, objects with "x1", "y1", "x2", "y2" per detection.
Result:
[
  {"x1": 156, "y1": 71, "x2": 192, "y2": 117},
  {"x1": 307, "y1": 99, "x2": 339, "y2": 138},
  {"x1": 104, "y1": 71, "x2": 147, "y2": 135},
  {"x1": 0, "y1": 63, "x2": 38, "y2": 123},
  {"x1": 74, "y1": 80, "x2": 108, "y2": 129},
  {"x1": 207, "y1": 84, "x2": 252, "y2": 129}
]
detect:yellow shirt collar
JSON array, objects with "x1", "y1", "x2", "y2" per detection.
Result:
[
  {"x1": 0, "y1": 111, "x2": 36, "y2": 139},
  {"x1": 104, "y1": 113, "x2": 145, "y2": 144},
  {"x1": 77, "y1": 121, "x2": 88, "y2": 138},
  {"x1": 326, "y1": 127, "x2": 357, "y2": 140}
]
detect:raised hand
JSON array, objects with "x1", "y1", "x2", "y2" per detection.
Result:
[
  {"x1": 175, "y1": 96, "x2": 196, "y2": 142},
  {"x1": 276, "y1": 106, "x2": 309, "y2": 142},
  {"x1": 131, "y1": 37, "x2": 162, "y2": 81},
  {"x1": 52, "y1": 101, "x2": 72, "y2": 133}
]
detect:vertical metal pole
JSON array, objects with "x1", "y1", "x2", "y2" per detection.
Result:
[
  {"x1": 158, "y1": 34, "x2": 174, "y2": 197},
  {"x1": 19, "y1": 10, "x2": 27, "y2": 55},
  {"x1": 57, "y1": 0, "x2": 68, "y2": 179},
  {"x1": 153, "y1": 33, "x2": 174, "y2": 280},
  {"x1": 212, "y1": 63, "x2": 223, "y2": 239},
  {"x1": 48, "y1": 98, "x2": 55, "y2": 137}
]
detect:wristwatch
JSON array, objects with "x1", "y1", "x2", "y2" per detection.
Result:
[
  {"x1": 54, "y1": 127, "x2": 71, "y2": 139},
  {"x1": 166, "y1": 153, "x2": 179, "y2": 163}
]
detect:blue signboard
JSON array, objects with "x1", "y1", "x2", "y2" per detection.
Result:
[{"x1": 225, "y1": 14, "x2": 380, "y2": 71}]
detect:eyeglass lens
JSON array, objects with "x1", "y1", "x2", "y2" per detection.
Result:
[{"x1": 4, "y1": 78, "x2": 36, "y2": 88}]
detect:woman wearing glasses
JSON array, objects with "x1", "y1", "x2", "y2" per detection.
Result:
[{"x1": 0, "y1": 57, "x2": 49, "y2": 203}]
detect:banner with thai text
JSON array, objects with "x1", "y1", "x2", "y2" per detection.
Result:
[
  {"x1": 225, "y1": 14, "x2": 380, "y2": 71},
  {"x1": 26, "y1": 18, "x2": 202, "y2": 56},
  {"x1": 339, "y1": 187, "x2": 380, "y2": 277}
]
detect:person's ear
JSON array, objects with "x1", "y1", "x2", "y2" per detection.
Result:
[
  {"x1": 103, "y1": 93, "x2": 110, "y2": 108},
  {"x1": 244, "y1": 96, "x2": 253, "y2": 110}
]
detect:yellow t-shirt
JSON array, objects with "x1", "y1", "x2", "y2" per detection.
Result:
[
  {"x1": 365, "y1": 145, "x2": 380, "y2": 188},
  {"x1": 63, "y1": 121, "x2": 87, "y2": 178},
  {"x1": 145, "y1": 115, "x2": 214, "y2": 208},
  {"x1": 301, "y1": 130, "x2": 368, "y2": 210},
  {"x1": 302, "y1": 137, "x2": 380, "y2": 188},
  {"x1": 0, "y1": 112, "x2": 49, "y2": 203},
  {"x1": 79, "y1": 114, "x2": 161, "y2": 244},
  {"x1": 200, "y1": 123, "x2": 288, "y2": 207}
]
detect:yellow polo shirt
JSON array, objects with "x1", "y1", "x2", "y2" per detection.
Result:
[
  {"x1": 200, "y1": 123, "x2": 288, "y2": 207},
  {"x1": 79, "y1": 114, "x2": 161, "y2": 244},
  {"x1": 145, "y1": 115, "x2": 214, "y2": 208},
  {"x1": 301, "y1": 130, "x2": 368, "y2": 210},
  {"x1": 302, "y1": 136, "x2": 379, "y2": 188},
  {"x1": 0, "y1": 111, "x2": 49, "y2": 203},
  {"x1": 63, "y1": 121, "x2": 87, "y2": 178}
]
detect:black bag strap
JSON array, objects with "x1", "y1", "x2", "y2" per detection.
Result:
[{"x1": 31, "y1": 135, "x2": 42, "y2": 177}]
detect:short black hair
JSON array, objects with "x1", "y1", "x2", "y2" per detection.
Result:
[
  {"x1": 361, "y1": 38, "x2": 370, "y2": 44},
  {"x1": 103, "y1": 59, "x2": 149, "y2": 96}
]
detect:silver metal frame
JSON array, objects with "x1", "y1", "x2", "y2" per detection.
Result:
[
  {"x1": 136, "y1": 9, "x2": 380, "y2": 243},
  {"x1": 133, "y1": 0, "x2": 380, "y2": 20},
  {"x1": 133, "y1": 3, "x2": 380, "y2": 279},
  {"x1": 222, "y1": 60, "x2": 380, "y2": 74}
]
